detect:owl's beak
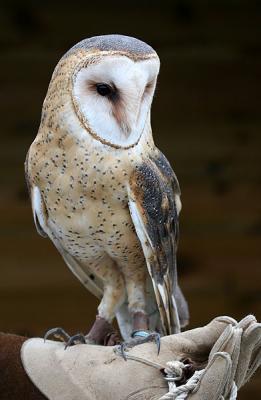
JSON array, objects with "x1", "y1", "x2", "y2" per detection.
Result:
[
  {"x1": 112, "y1": 101, "x2": 131, "y2": 137},
  {"x1": 112, "y1": 85, "x2": 149, "y2": 138},
  {"x1": 120, "y1": 121, "x2": 132, "y2": 137},
  {"x1": 122, "y1": 91, "x2": 145, "y2": 137}
]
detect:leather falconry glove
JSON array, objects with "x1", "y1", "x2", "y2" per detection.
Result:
[{"x1": 21, "y1": 315, "x2": 261, "y2": 400}]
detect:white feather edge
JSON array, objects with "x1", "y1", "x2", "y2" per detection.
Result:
[
  {"x1": 31, "y1": 186, "x2": 48, "y2": 237},
  {"x1": 31, "y1": 186, "x2": 103, "y2": 300}
]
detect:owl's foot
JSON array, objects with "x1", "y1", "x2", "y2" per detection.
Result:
[
  {"x1": 43, "y1": 317, "x2": 121, "y2": 348},
  {"x1": 87, "y1": 316, "x2": 121, "y2": 346},
  {"x1": 44, "y1": 327, "x2": 70, "y2": 343},
  {"x1": 65, "y1": 333, "x2": 87, "y2": 348},
  {"x1": 44, "y1": 327, "x2": 88, "y2": 348},
  {"x1": 118, "y1": 330, "x2": 161, "y2": 361}
]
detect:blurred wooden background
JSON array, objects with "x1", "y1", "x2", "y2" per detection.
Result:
[{"x1": 0, "y1": 1, "x2": 260, "y2": 397}]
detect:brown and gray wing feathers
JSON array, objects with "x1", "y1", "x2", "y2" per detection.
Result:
[{"x1": 128, "y1": 151, "x2": 183, "y2": 335}]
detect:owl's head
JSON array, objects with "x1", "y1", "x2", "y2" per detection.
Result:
[{"x1": 51, "y1": 35, "x2": 160, "y2": 149}]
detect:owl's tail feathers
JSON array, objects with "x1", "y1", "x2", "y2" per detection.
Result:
[
  {"x1": 154, "y1": 274, "x2": 190, "y2": 335},
  {"x1": 152, "y1": 278, "x2": 180, "y2": 336},
  {"x1": 175, "y1": 284, "x2": 189, "y2": 329}
]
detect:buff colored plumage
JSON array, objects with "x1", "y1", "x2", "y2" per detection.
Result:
[{"x1": 25, "y1": 35, "x2": 189, "y2": 344}]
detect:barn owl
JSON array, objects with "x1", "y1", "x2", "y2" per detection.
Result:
[{"x1": 25, "y1": 34, "x2": 189, "y2": 348}]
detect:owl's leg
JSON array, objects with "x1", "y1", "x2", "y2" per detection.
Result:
[
  {"x1": 86, "y1": 287, "x2": 125, "y2": 346},
  {"x1": 118, "y1": 278, "x2": 160, "y2": 358},
  {"x1": 45, "y1": 259, "x2": 125, "y2": 347},
  {"x1": 64, "y1": 263, "x2": 126, "y2": 347},
  {"x1": 126, "y1": 278, "x2": 149, "y2": 331},
  {"x1": 84, "y1": 259, "x2": 126, "y2": 346}
]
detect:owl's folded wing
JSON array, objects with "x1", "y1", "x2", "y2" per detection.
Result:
[{"x1": 128, "y1": 150, "x2": 182, "y2": 335}]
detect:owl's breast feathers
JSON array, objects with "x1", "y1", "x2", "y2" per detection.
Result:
[
  {"x1": 128, "y1": 149, "x2": 181, "y2": 334},
  {"x1": 26, "y1": 129, "x2": 182, "y2": 333}
]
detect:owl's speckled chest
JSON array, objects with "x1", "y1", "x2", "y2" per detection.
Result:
[{"x1": 28, "y1": 130, "x2": 144, "y2": 265}]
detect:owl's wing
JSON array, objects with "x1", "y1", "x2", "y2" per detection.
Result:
[
  {"x1": 128, "y1": 150, "x2": 182, "y2": 335},
  {"x1": 25, "y1": 151, "x2": 48, "y2": 237},
  {"x1": 32, "y1": 186, "x2": 103, "y2": 300},
  {"x1": 25, "y1": 154, "x2": 103, "y2": 299}
]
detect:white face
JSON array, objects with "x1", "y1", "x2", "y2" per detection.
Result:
[{"x1": 72, "y1": 55, "x2": 160, "y2": 147}]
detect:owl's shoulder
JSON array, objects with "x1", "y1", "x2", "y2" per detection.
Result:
[{"x1": 131, "y1": 147, "x2": 180, "y2": 195}]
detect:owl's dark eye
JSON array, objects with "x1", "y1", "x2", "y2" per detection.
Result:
[{"x1": 96, "y1": 83, "x2": 113, "y2": 96}]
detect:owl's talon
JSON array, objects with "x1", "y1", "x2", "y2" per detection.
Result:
[
  {"x1": 64, "y1": 333, "x2": 87, "y2": 349},
  {"x1": 154, "y1": 332, "x2": 161, "y2": 354},
  {"x1": 132, "y1": 331, "x2": 161, "y2": 354},
  {"x1": 44, "y1": 328, "x2": 87, "y2": 349},
  {"x1": 44, "y1": 327, "x2": 70, "y2": 343},
  {"x1": 118, "y1": 331, "x2": 161, "y2": 360},
  {"x1": 119, "y1": 343, "x2": 128, "y2": 361}
]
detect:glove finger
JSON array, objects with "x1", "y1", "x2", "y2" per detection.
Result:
[
  {"x1": 237, "y1": 315, "x2": 257, "y2": 330},
  {"x1": 209, "y1": 325, "x2": 234, "y2": 358},
  {"x1": 223, "y1": 327, "x2": 242, "y2": 398},
  {"x1": 164, "y1": 316, "x2": 237, "y2": 359},
  {"x1": 245, "y1": 347, "x2": 261, "y2": 385},
  {"x1": 188, "y1": 352, "x2": 232, "y2": 400},
  {"x1": 209, "y1": 325, "x2": 242, "y2": 364},
  {"x1": 215, "y1": 316, "x2": 237, "y2": 326},
  {"x1": 235, "y1": 322, "x2": 261, "y2": 388},
  {"x1": 209, "y1": 325, "x2": 242, "y2": 398}
]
